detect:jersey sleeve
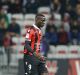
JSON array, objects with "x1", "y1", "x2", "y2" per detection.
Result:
[
  {"x1": 24, "y1": 28, "x2": 34, "y2": 54},
  {"x1": 25, "y1": 28, "x2": 34, "y2": 42}
]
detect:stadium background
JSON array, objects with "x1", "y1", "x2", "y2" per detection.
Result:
[{"x1": 0, "y1": 0, "x2": 80, "y2": 75}]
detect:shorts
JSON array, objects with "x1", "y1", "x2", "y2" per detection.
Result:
[{"x1": 24, "y1": 54, "x2": 48, "y2": 75}]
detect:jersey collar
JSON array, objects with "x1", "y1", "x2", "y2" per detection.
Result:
[{"x1": 33, "y1": 24, "x2": 40, "y2": 30}]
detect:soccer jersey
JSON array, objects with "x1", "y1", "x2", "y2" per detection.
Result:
[{"x1": 24, "y1": 24, "x2": 42, "y2": 54}]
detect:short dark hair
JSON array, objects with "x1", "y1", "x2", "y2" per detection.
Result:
[{"x1": 36, "y1": 13, "x2": 45, "y2": 18}]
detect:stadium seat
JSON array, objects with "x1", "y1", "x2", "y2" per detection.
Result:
[
  {"x1": 78, "y1": 46, "x2": 80, "y2": 53},
  {"x1": 38, "y1": 7, "x2": 50, "y2": 14},
  {"x1": 68, "y1": 45, "x2": 80, "y2": 58},
  {"x1": 10, "y1": 54, "x2": 18, "y2": 67},
  {"x1": 23, "y1": 20, "x2": 35, "y2": 27},
  {"x1": 19, "y1": 37, "x2": 25, "y2": 45},
  {"x1": 69, "y1": 45, "x2": 79, "y2": 54},
  {"x1": 17, "y1": 45, "x2": 24, "y2": 54},
  {"x1": 56, "y1": 45, "x2": 68, "y2": 54},
  {"x1": 12, "y1": 37, "x2": 20, "y2": 45},
  {"x1": 11, "y1": 45, "x2": 18, "y2": 53},
  {"x1": 0, "y1": 47, "x2": 7, "y2": 66},
  {"x1": 16, "y1": 53, "x2": 24, "y2": 59},
  {"x1": 44, "y1": 14, "x2": 50, "y2": 19},
  {"x1": 11, "y1": 14, "x2": 24, "y2": 20},
  {"x1": 21, "y1": 28, "x2": 26, "y2": 37},
  {"x1": 24, "y1": 14, "x2": 36, "y2": 21},
  {"x1": 47, "y1": 46, "x2": 56, "y2": 59},
  {"x1": 12, "y1": 37, "x2": 25, "y2": 45},
  {"x1": 49, "y1": 45, "x2": 56, "y2": 54},
  {"x1": 11, "y1": 45, "x2": 24, "y2": 54},
  {"x1": 3, "y1": 53, "x2": 8, "y2": 66},
  {"x1": 0, "y1": 47, "x2": 5, "y2": 54},
  {"x1": 54, "y1": 13, "x2": 61, "y2": 20},
  {"x1": 16, "y1": 20, "x2": 24, "y2": 27},
  {"x1": 38, "y1": 7, "x2": 50, "y2": 22}
]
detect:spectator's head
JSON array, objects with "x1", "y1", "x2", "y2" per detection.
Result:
[
  {"x1": 35, "y1": 13, "x2": 45, "y2": 28},
  {"x1": 48, "y1": 16, "x2": 54, "y2": 25},
  {"x1": 76, "y1": 3, "x2": 80, "y2": 15},
  {"x1": 11, "y1": 17, "x2": 16, "y2": 25},
  {"x1": 0, "y1": 18, "x2": 6, "y2": 28},
  {"x1": 0, "y1": 7, "x2": 7, "y2": 15},
  {"x1": 0, "y1": 18, "x2": 5, "y2": 25},
  {"x1": 52, "y1": 0, "x2": 60, "y2": 12},
  {"x1": 52, "y1": 0, "x2": 60, "y2": 5},
  {"x1": 63, "y1": 13, "x2": 70, "y2": 22}
]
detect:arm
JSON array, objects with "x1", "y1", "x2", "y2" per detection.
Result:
[
  {"x1": 33, "y1": 52, "x2": 46, "y2": 61},
  {"x1": 25, "y1": 40, "x2": 46, "y2": 61},
  {"x1": 24, "y1": 40, "x2": 33, "y2": 53},
  {"x1": 25, "y1": 40, "x2": 46, "y2": 62},
  {"x1": 24, "y1": 28, "x2": 34, "y2": 53}
]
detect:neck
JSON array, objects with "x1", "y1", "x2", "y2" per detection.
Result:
[
  {"x1": 35, "y1": 23, "x2": 41, "y2": 29},
  {"x1": 37, "y1": 25, "x2": 41, "y2": 29}
]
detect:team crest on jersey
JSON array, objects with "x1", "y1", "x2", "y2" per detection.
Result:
[{"x1": 26, "y1": 33, "x2": 29, "y2": 38}]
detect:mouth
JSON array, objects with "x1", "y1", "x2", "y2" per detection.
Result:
[{"x1": 42, "y1": 22, "x2": 45, "y2": 24}]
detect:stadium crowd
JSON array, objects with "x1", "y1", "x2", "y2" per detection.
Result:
[{"x1": 0, "y1": 0, "x2": 80, "y2": 67}]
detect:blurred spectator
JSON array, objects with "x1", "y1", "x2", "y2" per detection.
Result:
[
  {"x1": 0, "y1": 0, "x2": 10, "y2": 9},
  {"x1": 53, "y1": 13, "x2": 62, "y2": 31},
  {"x1": 69, "y1": 20, "x2": 79, "y2": 44},
  {"x1": 60, "y1": 0, "x2": 67, "y2": 15},
  {"x1": 38, "y1": 0, "x2": 50, "y2": 6},
  {"x1": 77, "y1": 18, "x2": 80, "y2": 32},
  {"x1": 50, "y1": 0, "x2": 66, "y2": 15},
  {"x1": 0, "y1": 18, "x2": 7, "y2": 46},
  {"x1": 70, "y1": 20, "x2": 79, "y2": 32},
  {"x1": 3, "y1": 33, "x2": 12, "y2": 67},
  {"x1": 7, "y1": 17, "x2": 20, "y2": 37},
  {"x1": 0, "y1": 7, "x2": 9, "y2": 28},
  {"x1": 46, "y1": 16, "x2": 56, "y2": 32},
  {"x1": 76, "y1": 3, "x2": 80, "y2": 19},
  {"x1": 58, "y1": 26, "x2": 69, "y2": 45},
  {"x1": 69, "y1": 0, "x2": 80, "y2": 7},
  {"x1": 62, "y1": 13, "x2": 70, "y2": 32},
  {"x1": 45, "y1": 27, "x2": 58, "y2": 45},
  {"x1": 22, "y1": 0, "x2": 39, "y2": 13},
  {"x1": 8, "y1": 0, "x2": 22, "y2": 13},
  {"x1": 50, "y1": 0, "x2": 61, "y2": 13}
]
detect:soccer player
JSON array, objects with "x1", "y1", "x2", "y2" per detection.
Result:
[{"x1": 24, "y1": 14, "x2": 48, "y2": 75}]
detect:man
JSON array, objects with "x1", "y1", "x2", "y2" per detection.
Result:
[
  {"x1": 8, "y1": 17, "x2": 20, "y2": 37},
  {"x1": 24, "y1": 14, "x2": 48, "y2": 75}
]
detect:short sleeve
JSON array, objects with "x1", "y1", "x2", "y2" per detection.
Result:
[{"x1": 25, "y1": 28, "x2": 34, "y2": 41}]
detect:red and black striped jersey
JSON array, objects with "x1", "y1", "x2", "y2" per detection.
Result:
[{"x1": 24, "y1": 24, "x2": 42, "y2": 54}]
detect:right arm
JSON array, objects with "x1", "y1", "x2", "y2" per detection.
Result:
[{"x1": 24, "y1": 28, "x2": 34, "y2": 53}]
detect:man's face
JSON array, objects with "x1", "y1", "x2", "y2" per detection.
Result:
[{"x1": 36, "y1": 16, "x2": 45, "y2": 28}]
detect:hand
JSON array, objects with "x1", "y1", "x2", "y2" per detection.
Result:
[
  {"x1": 33, "y1": 52, "x2": 47, "y2": 63},
  {"x1": 40, "y1": 56, "x2": 47, "y2": 62}
]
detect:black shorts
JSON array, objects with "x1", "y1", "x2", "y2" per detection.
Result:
[{"x1": 24, "y1": 54, "x2": 48, "y2": 75}]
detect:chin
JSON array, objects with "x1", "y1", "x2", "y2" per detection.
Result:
[{"x1": 40, "y1": 24, "x2": 43, "y2": 26}]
